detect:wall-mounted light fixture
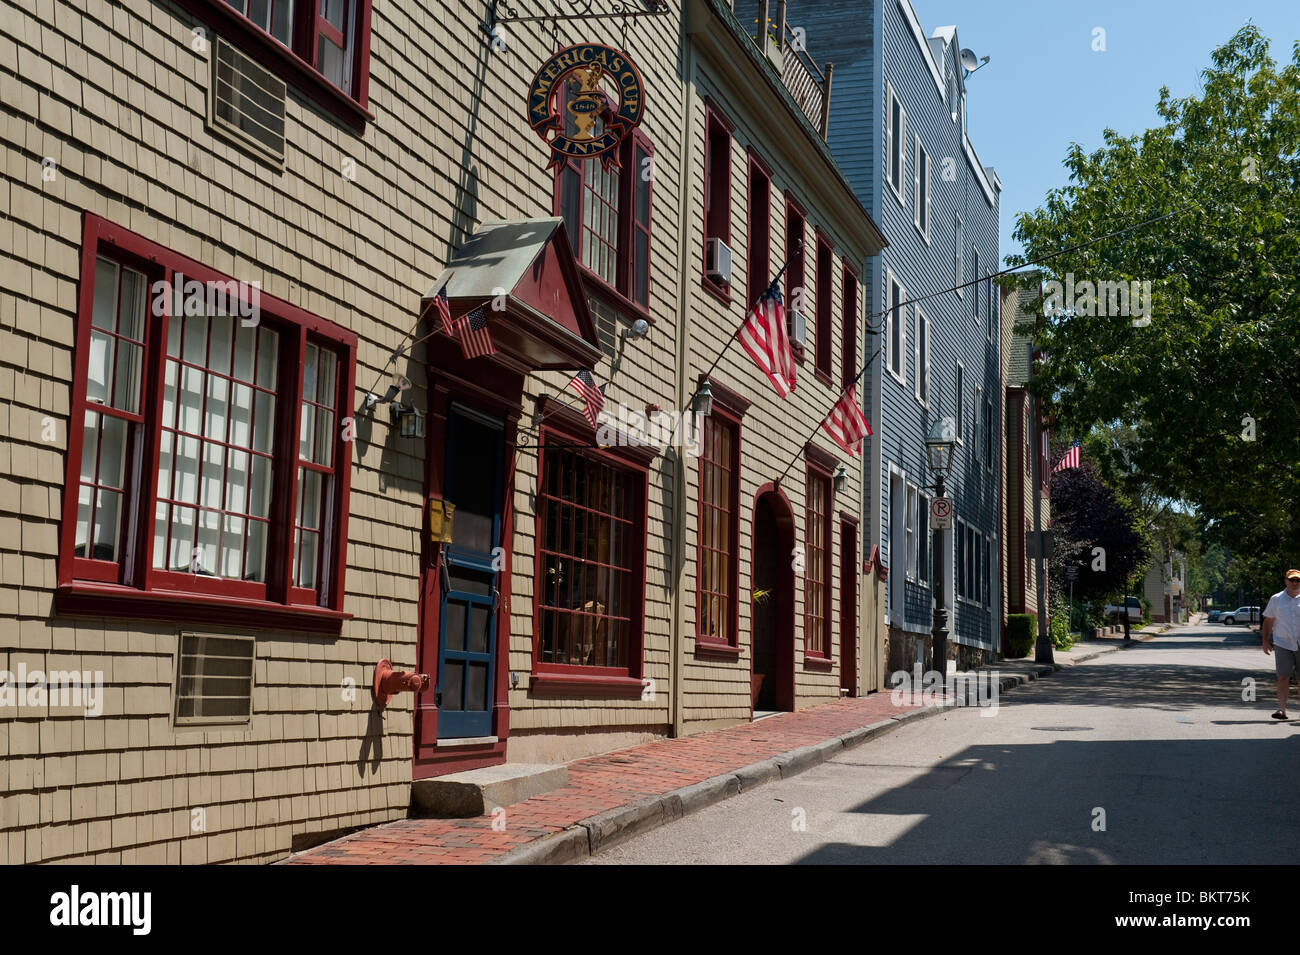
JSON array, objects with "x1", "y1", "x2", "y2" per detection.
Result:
[
  {"x1": 693, "y1": 378, "x2": 714, "y2": 418},
  {"x1": 391, "y1": 402, "x2": 425, "y2": 439},
  {"x1": 833, "y1": 463, "x2": 848, "y2": 493}
]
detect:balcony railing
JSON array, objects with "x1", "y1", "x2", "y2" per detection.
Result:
[{"x1": 749, "y1": 0, "x2": 834, "y2": 138}]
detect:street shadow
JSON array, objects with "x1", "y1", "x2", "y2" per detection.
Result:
[{"x1": 793, "y1": 734, "x2": 1300, "y2": 864}]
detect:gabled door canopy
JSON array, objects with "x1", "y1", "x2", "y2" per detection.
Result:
[{"x1": 422, "y1": 218, "x2": 602, "y2": 372}]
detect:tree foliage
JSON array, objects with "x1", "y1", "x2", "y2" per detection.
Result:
[
  {"x1": 1009, "y1": 26, "x2": 1300, "y2": 558},
  {"x1": 1048, "y1": 456, "x2": 1151, "y2": 603}
]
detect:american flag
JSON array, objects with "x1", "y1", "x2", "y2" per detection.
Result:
[
  {"x1": 433, "y1": 287, "x2": 455, "y2": 337},
  {"x1": 1052, "y1": 440, "x2": 1081, "y2": 473},
  {"x1": 455, "y1": 305, "x2": 496, "y2": 359},
  {"x1": 568, "y1": 370, "x2": 605, "y2": 428},
  {"x1": 821, "y1": 386, "x2": 872, "y2": 457},
  {"x1": 737, "y1": 278, "x2": 796, "y2": 398}
]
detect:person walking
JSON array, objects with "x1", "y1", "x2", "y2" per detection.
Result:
[{"x1": 1261, "y1": 569, "x2": 1300, "y2": 719}]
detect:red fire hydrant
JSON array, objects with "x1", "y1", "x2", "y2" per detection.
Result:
[{"x1": 372, "y1": 659, "x2": 430, "y2": 707}]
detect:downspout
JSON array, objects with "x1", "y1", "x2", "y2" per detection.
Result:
[{"x1": 669, "y1": 27, "x2": 697, "y2": 739}]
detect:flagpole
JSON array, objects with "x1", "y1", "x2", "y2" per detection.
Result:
[
  {"x1": 770, "y1": 345, "x2": 880, "y2": 489},
  {"x1": 683, "y1": 239, "x2": 805, "y2": 416}
]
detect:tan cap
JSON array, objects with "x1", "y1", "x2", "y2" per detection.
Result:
[{"x1": 1287, "y1": 569, "x2": 1300, "y2": 580}]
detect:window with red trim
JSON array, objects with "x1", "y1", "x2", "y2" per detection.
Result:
[
  {"x1": 536, "y1": 438, "x2": 645, "y2": 673},
  {"x1": 703, "y1": 105, "x2": 733, "y2": 294},
  {"x1": 784, "y1": 198, "x2": 805, "y2": 358},
  {"x1": 815, "y1": 234, "x2": 834, "y2": 378},
  {"x1": 218, "y1": 0, "x2": 369, "y2": 101},
  {"x1": 697, "y1": 412, "x2": 739, "y2": 646},
  {"x1": 747, "y1": 155, "x2": 772, "y2": 306},
  {"x1": 61, "y1": 217, "x2": 355, "y2": 619},
  {"x1": 556, "y1": 87, "x2": 654, "y2": 311},
  {"x1": 804, "y1": 465, "x2": 832, "y2": 658},
  {"x1": 840, "y1": 265, "x2": 858, "y2": 388}
]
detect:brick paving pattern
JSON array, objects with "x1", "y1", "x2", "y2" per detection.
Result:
[{"x1": 285, "y1": 692, "x2": 924, "y2": 864}]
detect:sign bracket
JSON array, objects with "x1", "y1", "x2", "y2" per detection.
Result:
[{"x1": 481, "y1": 0, "x2": 671, "y2": 38}]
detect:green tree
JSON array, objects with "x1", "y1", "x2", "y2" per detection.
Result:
[{"x1": 1009, "y1": 27, "x2": 1300, "y2": 558}]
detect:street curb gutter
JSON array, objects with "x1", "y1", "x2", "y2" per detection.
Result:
[
  {"x1": 495, "y1": 635, "x2": 1164, "y2": 864},
  {"x1": 492, "y1": 708, "x2": 951, "y2": 865}
]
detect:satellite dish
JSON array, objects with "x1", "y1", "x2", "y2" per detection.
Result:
[{"x1": 959, "y1": 48, "x2": 980, "y2": 72}]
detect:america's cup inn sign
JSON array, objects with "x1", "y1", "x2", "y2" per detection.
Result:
[{"x1": 527, "y1": 43, "x2": 645, "y2": 171}]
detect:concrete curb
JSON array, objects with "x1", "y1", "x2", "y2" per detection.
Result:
[
  {"x1": 494, "y1": 700, "x2": 956, "y2": 865},
  {"x1": 494, "y1": 634, "x2": 1171, "y2": 864}
]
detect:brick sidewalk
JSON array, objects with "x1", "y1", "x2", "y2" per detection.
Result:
[{"x1": 283, "y1": 691, "x2": 927, "y2": 865}]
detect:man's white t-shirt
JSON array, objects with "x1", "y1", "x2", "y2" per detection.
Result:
[{"x1": 1264, "y1": 589, "x2": 1300, "y2": 651}]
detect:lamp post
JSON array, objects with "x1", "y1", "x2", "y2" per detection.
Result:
[{"x1": 925, "y1": 417, "x2": 957, "y2": 676}]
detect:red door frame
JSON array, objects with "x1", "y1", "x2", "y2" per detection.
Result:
[
  {"x1": 839, "y1": 514, "x2": 859, "y2": 696},
  {"x1": 750, "y1": 482, "x2": 796, "y2": 715},
  {"x1": 413, "y1": 342, "x2": 523, "y2": 780}
]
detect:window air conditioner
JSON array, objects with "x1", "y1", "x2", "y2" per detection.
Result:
[
  {"x1": 788, "y1": 304, "x2": 807, "y2": 348},
  {"x1": 705, "y1": 237, "x2": 733, "y2": 285}
]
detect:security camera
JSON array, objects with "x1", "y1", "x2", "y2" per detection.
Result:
[{"x1": 625, "y1": 318, "x2": 649, "y2": 339}]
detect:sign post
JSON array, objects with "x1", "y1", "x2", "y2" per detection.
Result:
[{"x1": 929, "y1": 496, "x2": 952, "y2": 530}]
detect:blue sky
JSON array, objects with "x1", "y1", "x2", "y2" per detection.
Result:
[{"x1": 910, "y1": 0, "x2": 1300, "y2": 263}]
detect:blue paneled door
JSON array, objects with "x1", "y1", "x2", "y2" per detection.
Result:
[{"x1": 437, "y1": 404, "x2": 504, "y2": 739}]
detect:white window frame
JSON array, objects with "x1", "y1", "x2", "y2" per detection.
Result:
[
  {"x1": 914, "y1": 305, "x2": 930, "y2": 406},
  {"x1": 905, "y1": 483, "x2": 918, "y2": 581},
  {"x1": 954, "y1": 215, "x2": 963, "y2": 298},
  {"x1": 886, "y1": 84, "x2": 907, "y2": 206},
  {"x1": 955, "y1": 361, "x2": 965, "y2": 444},
  {"x1": 918, "y1": 489, "x2": 930, "y2": 584},
  {"x1": 886, "y1": 269, "x2": 906, "y2": 385},
  {"x1": 987, "y1": 269, "x2": 996, "y2": 341},
  {"x1": 974, "y1": 384, "x2": 983, "y2": 458},
  {"x1": 913, "y1": 136, "x2": 931, "y2": 243},
  {"x1": 972, "y1": 246, "x2": 981, "y2": 323},
  {"x1": 984, "y1": 395, "x2": 995, "y2": 472}
]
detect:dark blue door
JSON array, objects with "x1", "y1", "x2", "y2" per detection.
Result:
[{"x1": 437, "y1": 404, "x2": 504, "y2": 739}]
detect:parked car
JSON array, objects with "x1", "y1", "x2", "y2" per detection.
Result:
[
  {"x1": 1104, "y1": 596, "x2": 1142, "y2": 620},
  {"x1": 1207, "y1": 609, "x2": 1222, "y2": 622},
  {"x1": 1221, "y1": 606, "x2": 1260, "y2": 625}
]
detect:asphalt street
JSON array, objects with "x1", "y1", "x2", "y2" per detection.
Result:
[{"x1": 584, "y1": 623, "x2": 1299, "y2": 864}]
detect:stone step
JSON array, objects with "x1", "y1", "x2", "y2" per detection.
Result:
[{"x1": 411, "y1": 763, "x2": 568, "y2": 818}]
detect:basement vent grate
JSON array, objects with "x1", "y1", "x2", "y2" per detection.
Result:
[
  {"x1": 210, "y1": 37, "x2": 287, "y2": 164},
  {"x1": 174, "y1": 633, "x2": 255, "y2": 726}
]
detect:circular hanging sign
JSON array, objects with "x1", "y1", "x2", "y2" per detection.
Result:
[{"x1": 527, "y1": 43, "x2": 645, "y2": 172}]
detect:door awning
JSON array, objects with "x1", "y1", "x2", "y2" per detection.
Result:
[{"x1": 422, "y1": 218, "x2": 602, "y2": 372}]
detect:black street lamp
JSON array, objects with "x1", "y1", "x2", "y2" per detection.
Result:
[{"x1": 925, "y1": 417, "x2": 957, "y2": 675}]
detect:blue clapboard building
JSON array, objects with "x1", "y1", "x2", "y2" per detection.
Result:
[{"x1": 800, "y1": 0, "x2": 1003, "y2": 672}]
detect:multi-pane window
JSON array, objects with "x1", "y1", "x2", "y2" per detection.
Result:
[
  {"x1": 956, "y1": 518, "x2": 966, "y2": 598},
  {"x1": 840, "y1": 266, "x2": 858, "y2": 388},
  {"x1": 785, "y1": 199, "x2": 805, "y2": 337},
  {"x1": 294, "y1": 343, "x2": 339, "y2": 592},
  {"x1": 954, "y1": 216, "x2": 963, "y2": 297},
  {"x1": 805, "y1": 466, "x2": 832, "y2": 657},
  {"x1": 955, "y1": 362, "x2": 965, "y2": 441},
  {"x1": 221, "y1": 0, "x2": 366, "y2": 99},
  {"x1": 77, "y1": 258, "x2": 147, "y2": 565},
  {"x1": 747, "y1": 154, "x2": 772, "y2": 306},
  {"x1": 558, "y1": 91, "x2": 655, "y2": 309},
  {"x1": 887, "y1": 86, "x2": 906, "y2": 201},
  {"x1": 704, "y1": 106, "x2": 733, "y2": 293},
  {"x1": 537, "y1": 443, "x2": 639, "y2": 671},
  {"x1": 917, "y1": 491, "x2": 930, "y2": 584},
  {"x1": 905, "y1": 484, "x2": 918, "y2": 580},
  {"x1": 888, "y1": 273, "x2": 904, "y2": 381},
  {"x1": 987, "y1": 270, "x2": 996, "y2": 339},
  {"x1": 698, "y1": 413, "x2": 739, "y2": 645},
  {"x1": 63, "y1": 220, "x2": 355, "y2": 616},
  {"x1": 984, "y1": 397, "x2": 994, "y2": 470},
  {"x1": 914, "y1": 307, "x2": 929, "y2": 405},
  {"x1": 153, "y1": 311, "x2": 279, "y2": 583},
  {"x1": 913, "y1": 138, "x2": 930, "y2": 240},
  {"x1": 815, "y1": 235, "x2": 834, "y2": 376}
]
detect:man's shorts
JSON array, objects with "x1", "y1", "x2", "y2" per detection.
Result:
[{"x1": 1275, "y1": 645, "x2": 1299, "y2": 677}]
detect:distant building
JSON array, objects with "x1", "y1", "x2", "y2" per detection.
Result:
[{"x1": 1000, "y1": 281, "x2": 1051, "y2": 625}]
